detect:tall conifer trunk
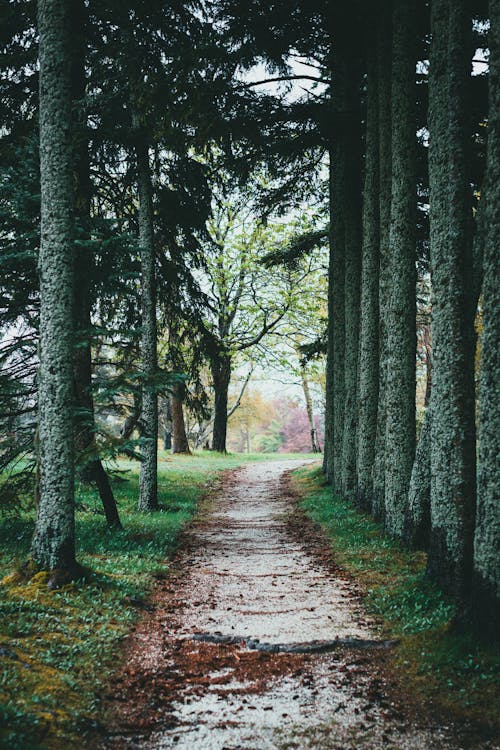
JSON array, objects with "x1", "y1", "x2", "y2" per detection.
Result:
[
  {"x1": 323, "y1": 149, "x2": 335, "y2": 478},
  {"x1": 427, "y1": 0, "x2": 476, "y2": 602},
  {"x1": 70, "y1": 0, "x2": 121, "y2": 529},
  {"x1": 372, "y1": 0, "x2": 392, "y2": 521},
  {"x1": 136, "y1": 133, "x2": 158, "y2": 511},
  {"x1": 473, "y1": 0, "x2": 499, "y2": 636},
  {"x1": 405, "y1": 405, "x2": 431, "y2": 548},
  {"x1": 384, "y1": 0, "x2": 417, "y2": 538},
  {"x1": 330, "y1": 71, "x2": 346, "y2": 495},
  {"x1": 330, "y1": 7, "x2": 362, "y2": 499},
  {"x1": 340, "y1": 47, "x2": 362, "y2": 504},
  {"x1": 32, "y1": 0, "x2": 76, "y2": 570},
  {"x1": 357, "y1": 25, "x2": 380, "y2": 508}
]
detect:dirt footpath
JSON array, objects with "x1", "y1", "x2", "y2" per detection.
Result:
[{"x1": 100, "y1": 461, "x2": 498, "y2": 750}]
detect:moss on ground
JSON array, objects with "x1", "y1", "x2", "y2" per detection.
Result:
[
  {"x1": 1, "y1": 451, "x2": 314, "y2": 749},
  {"x1": 291, "y1": 465, "x2": 500, "y2": 730}
]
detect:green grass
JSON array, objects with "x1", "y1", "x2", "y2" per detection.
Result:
[
  {"x1": 0, "y1": 450, "x2": 308, "y2": 750},
  {"x1": 291, "y1": 465, "x2": 500, "y2": 729}
]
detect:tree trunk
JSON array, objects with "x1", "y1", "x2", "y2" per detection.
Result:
[
  {"x1": 340, "y1": 46, "x2": 362, "y2": 504},
  {"x1": 384, "y1": 0, "x2": 417, "y2": 538},
  {"x1": 427, "y1": 0, "x2": 476, "y2": 603},
  {"x1": 211, "y1": 354, "x2": 231, "y2": 453},
  {"x1": 300, "y1": 365, "x2": 321, "y2": 453},
  {"x1": 423, "y1": 325, "x2": 433, "y2": 407},
  {"x1": 121, "y1": 391, "x2": 142, "y2": 440},
  {"x1": 372, "y1": 0, "x2": 392, "y2": 521},
  {"x1": 473, "y1": 0, "x2": 500, "y2": 638},
  {"x1": 404, "y1": 405, "x2": 431, "y2": 548},
  {"x1": 31, "y1": 0, "x2": 76, "y2": 571},
  {"x1": 136, "y1": 132, "x2": 158, "y2": 511},
  {"x1": 329, "y1": 7, "x2": 361, "y2": 498},
  {"x1": 171, "y1": 382, "x2": 191, "y2": 454},
  {"x1": 70, "y1": 0, "x2": 121, "y2": 529},
  {"x1": 323, "y1": 150, "x2": 335, "y2": 477},
  {"x1": 357, "y1": 24, "x2": 380, "y2": 509}
]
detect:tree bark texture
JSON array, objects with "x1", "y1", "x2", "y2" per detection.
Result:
[
  {"x1": 372, "y1": 1, "x2": 392, "y2": 521},
  {"x1": 71, "y1": 0, "x2": 121, "y2": 529},
  {"x1": 340, "y1": 58, "x2": 362, "y2": 504},
  {"x1": 427, "y1": 0, "x2": 476, "y2": 602},
  {"x1": 357, "y1": 28, "x2": 380, "y2": 509},
  {"x1": 32, "y1": 0, "x2": 76, "y2": 570},
  {"x1": 136, "y1": 135, "x2": 158, "y2": 511},
  {"x1": 405, "y1": 405, "x2": 431, "y2": 548},
  {"x1": 473, "y1": 0, "x2": 500, "y2": 636},
  {"x1": 211, "y1": 354, "x2": 231, "y2": 453},
  {"x1": 323, "y1": 150, "x2": 335, "y2": 477},
  {"x1": 171, "y1": 382, "x2": 191, "y2": 454},
  {"x1": 384, "y1": 0, "x2": 417, "y2": 538},
  {"x1": 330, "y1": 101, "x2": 346, "y2": 495}
]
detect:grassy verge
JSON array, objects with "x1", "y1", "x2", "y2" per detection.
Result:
[
  {"x1": 0, "y1": 451, "x2": 308, "y2": 749},
  {"x1": 291, "y1": 465, "x2": 500, "y2": 730}
]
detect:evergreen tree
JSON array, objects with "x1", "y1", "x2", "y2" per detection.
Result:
[
  {"x1": 372, "y1": 0, "x2": 392, "y2": 521},
  {"x1": 473, "y1": 0, "x2": 499, "y2": 636},
  {"x1": 135, "y1": 125, "x2": 159, "y2": 511},
  {"x1": 329, "y1": 13, "x2": 347, "y2": 496},
  {"x1": 357, "y1": 18, "x2": 380, "y2": 509},
  {"x1": 427, "y1": 0, "x2": 476, "y2": 603},
  {"x1": 70, "y1": 0, "x2": 122, "y2": 529},
  {"x1": 339, "y1": 32, "x2": 362, "y2": 504},
  {"x1": 384, "y1": 0, "x2": 417, "y2": 538},
  {"x1": 31, "y1": 0, "x2": 76, "y2": 572}
]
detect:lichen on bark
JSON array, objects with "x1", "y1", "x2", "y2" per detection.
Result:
[
  {"x1": 372, "y1": 1, "x2": 392, "y2": 522},
  {"x1": 427, "y1": 0, "x2": 476, "y2": 602},
  {"x1": 136, "y1": 133, "x2": 159, "y2": 512},
  {"x1": 473, "y1": 0, "x2": 500, "y2": 636},
  {"x1": 31, "y1": 0, "x2": 76, "y2": 570},
  {"x1": 357, "y1": 26, "x2": 380, "y2": 509},
  {"x1": 384, "y1": 0, "x2": 417, "y2": 539},
  {"x1": 338, "y1": 36, "x2": 362, "y2": 504},
  {"x1": 405, "y1": 405, "x2": 431, "y2": 549}
]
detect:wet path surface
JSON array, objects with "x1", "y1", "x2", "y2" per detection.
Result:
[{"x1": 101, "y1": 461, "x2": 498, "y2": 750}]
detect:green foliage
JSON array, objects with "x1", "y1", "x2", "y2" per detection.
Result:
[
  {"x1": 292, "y1": 466, "x2": 500, "y2": 726},
  {"x1": 0, "y1": 453, "x2": 319, "y2": 748},
  {"x1": 0, "y1": 455, "x2": 236, "y2": 748}
]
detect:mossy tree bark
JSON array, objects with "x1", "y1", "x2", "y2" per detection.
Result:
[
  {"x1": 330, "y1": 87, "x2": 346, "y2": 495},
  {"x1": 384, "y1": 0, "x2": 417, "y2": 538},
  {"x1": 473, "y1": 0, "x2": 500, "y2": 637},
  {"x1": 405, "y1": 404, "x2": 431, "y2": 548},
  {"x1": 427, "y1": 0, "x2": 476, "y2": 603},
  {"x1": 70, "y1": 0, "x2": 121, "y2": 529},
  {"x1": 340, "y1": 57, "x2": 362, "y2": 504},
  {"x1": 330, "y1": 9, "x2": 363, "y2": 502},
  {"x1": 31, "y1": 0, "x2": 76, "y2": 570},
  {"x1": 323, "y1": 149, "x2": 335, "y2": 478},
  {"x1": 136, "y1": 133, "x2": 159, "y2": 512},
  {"x1": 372, "y1": 2, "x2": 392, "y2": 521},
  {"x1": 357, "y1": 25, "x2": 380, "y2": 509}
]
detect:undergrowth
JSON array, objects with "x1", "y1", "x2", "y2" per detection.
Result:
[
  {"x1": 0, "y1": 451, "x2": 296, "y2": 750},
  {"x1": 291, "y1": 465, "x2": 500, "y2": 730}
]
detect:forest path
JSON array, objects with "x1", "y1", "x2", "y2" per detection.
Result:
[{"x1": 100, "y1": 461, "x2": 494, "y2": 750}]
